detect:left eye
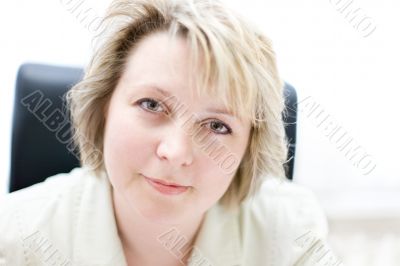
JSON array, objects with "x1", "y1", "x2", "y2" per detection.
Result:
[
  {"x1": 138, "y1": 98, "x2": 166, "y2": 113},
  {"x1": 206, "y1": 120, "x2": 232, "y2": 135}
]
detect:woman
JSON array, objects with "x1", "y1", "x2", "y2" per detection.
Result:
[{"x1": 0, "y1": 0, "x2": 340, "y2": 265}]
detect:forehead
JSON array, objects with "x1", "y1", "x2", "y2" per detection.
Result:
[
  {"x1": 118, "y1": 31, "x2": 251, "y2": 125},
  {"x1": 121, "y1": 34, "x2": 225, "y2": 104},
  {"x1": 125, "y1": 31, "x2": 191, "y2": 75},
  {"x1": 121, "y1": 32, "x2": 192, "y2": 93}
]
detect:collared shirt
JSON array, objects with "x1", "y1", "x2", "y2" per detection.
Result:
[{"x1": 0, "y1": 167, "x2": 341, "y2": 266}]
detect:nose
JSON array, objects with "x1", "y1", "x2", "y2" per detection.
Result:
[{"x1": 156, "y1": 123, "x2": 195, "y2": 167}]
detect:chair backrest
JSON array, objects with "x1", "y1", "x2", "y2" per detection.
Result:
[
  {"x1": 9, "y1": 63, "x2": 297, "y2": 192},
  {"x1": 283, "y1": 83, "x2": 297, "y2": 180}
]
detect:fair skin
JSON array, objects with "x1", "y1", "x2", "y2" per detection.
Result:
[{"x1": 103, "y1": 31, "x2": 251, "y2": 265}]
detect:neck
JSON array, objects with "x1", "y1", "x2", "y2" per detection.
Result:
[{"x1": 111, "y1": 188, "x2": 205, "y2": 265}]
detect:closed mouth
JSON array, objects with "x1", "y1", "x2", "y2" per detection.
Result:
[{"x1": 141, "y1": 174, "x2": 188, "y2": 187}]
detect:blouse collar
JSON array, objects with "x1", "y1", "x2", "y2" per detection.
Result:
[{"x1": 73, "y1": 170, "x2": 242, "y2": 266}]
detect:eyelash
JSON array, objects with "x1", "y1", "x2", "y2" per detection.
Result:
[{"x1": 136, "y1": 98, "x2": 233, "y2": 135}]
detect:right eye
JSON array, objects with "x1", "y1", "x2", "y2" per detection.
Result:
[{"x1": 137, "y1": 98, "x2": 167, "y2": 114}]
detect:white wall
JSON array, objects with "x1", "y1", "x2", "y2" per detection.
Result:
[
  {"x1": 0, "y1": 0, "x2": 111, "y2": 194},
  {"x1": 1, "y1": 0, "x2": 399, "y2": 219},
  {"x1": 226, "y1": 0, "x2": 400, "y2": 218}
]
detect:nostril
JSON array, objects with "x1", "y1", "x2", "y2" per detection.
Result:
[{"x1": 155, "y1": 140, "x2": 194, "y2": 167}]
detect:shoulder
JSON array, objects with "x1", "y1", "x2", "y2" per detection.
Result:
[
  {"x1": 0, "y1": 167, "x2": 99, "y2": 265},
  {"x1": 238, "y1": 178, "x2": 337, "y2": 265},
  {"x1": 0, "y1": 167, "x2": 93, "y2": 216},
  {"x1": 241, "y1": 177, "x2": 328, "y2": 233}
]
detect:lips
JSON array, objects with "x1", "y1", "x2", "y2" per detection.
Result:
[
  {"x1": 143, "y1": 175, "x2": 187, "y2": 187},
  {"x1": 141, "y1": 174, "x2": 190, "y2": 195}
]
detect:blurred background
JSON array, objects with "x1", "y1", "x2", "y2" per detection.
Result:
[{"x1": 0, "y1": 0, "x2": 399, "y2": 265}]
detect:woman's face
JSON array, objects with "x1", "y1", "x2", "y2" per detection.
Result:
[{"x1": 103, "y1": 31, "x2": 251, "y2": 224}]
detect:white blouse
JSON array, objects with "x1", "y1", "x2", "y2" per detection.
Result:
[{"x1": 0, "y1": 167, "x2": 341, "y2": 266}]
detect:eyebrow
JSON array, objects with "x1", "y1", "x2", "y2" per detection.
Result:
[
  {"x1": 142, "y1": 85, "x2": 236, "y2": 118},
  {"x1": 150, "y1": 86, "x2": 173, "y2": 98},
  {"x1": 205, "y1": 106, "x2": 235, "y2": 117}
]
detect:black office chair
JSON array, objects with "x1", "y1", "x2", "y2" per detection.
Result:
[
  {"x1": 9, "y1": 63, "x2": 297, "y2": 192},
  {"x1": 283, "y1": 82, "x2": 297, "y2": 181}
]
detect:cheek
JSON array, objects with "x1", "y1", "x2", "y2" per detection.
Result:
[
  {"x1": 193, "y1": 156, "x2": 236, "y2": 205},
  {"x1": 190, "y1": 135, "x2": 249, "y2": 207},
  {"x1": 103, "y1": 108, "x2": 153, "y2": 186}
]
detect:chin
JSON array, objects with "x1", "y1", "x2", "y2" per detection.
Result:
[{"x1": 138, "y1": 205, "x2": 187, "y2": 225}]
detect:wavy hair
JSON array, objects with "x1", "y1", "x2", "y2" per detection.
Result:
[{"x1": 66, "y1": 0, "x2": 288, "y2": 210}]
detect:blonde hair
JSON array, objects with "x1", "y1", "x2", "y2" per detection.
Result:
[{"x1": 66, "y1": 0, "x2": 288, "y2": 210}]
